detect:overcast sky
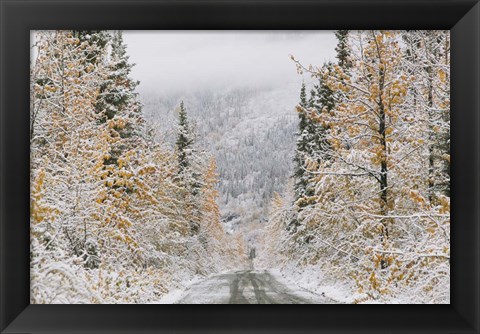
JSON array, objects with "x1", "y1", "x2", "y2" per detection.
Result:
[{"x1": 123, "y1": 31, "x2": 337, "y2": 95}]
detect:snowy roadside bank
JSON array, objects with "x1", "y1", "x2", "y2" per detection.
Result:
[
  {"x1": 266, "y1": 264, "x2": 442, "y2": 304},
  {"x1": 264, "y1": 265, "x2": 361, "y2": 304},
  {"x1": 156, "y1": 269, "x2": 236, "y2": 304}
]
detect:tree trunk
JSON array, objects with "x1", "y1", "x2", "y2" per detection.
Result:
[
  {"x1": 378, "y1": 65, "x2": 389, "y2": 270},
  {"x1": 427, "y1": 65, "x2": 435, "y2": 203}
]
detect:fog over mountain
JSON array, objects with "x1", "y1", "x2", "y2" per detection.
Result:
[
  {"x1": 124, "y1": 31, "x2": 336, "y2": 94},
  {"x1": 124, "y1": 31, "x2": 336, "y2": 231}
]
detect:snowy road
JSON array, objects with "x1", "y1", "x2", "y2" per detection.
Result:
[{"x1": 174, "y1": 270, "x2": 338, "y2": 304}]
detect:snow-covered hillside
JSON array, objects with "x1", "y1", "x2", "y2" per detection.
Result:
[{"x1": 141, "y1": 84, "x2": 300, "y2": 234}]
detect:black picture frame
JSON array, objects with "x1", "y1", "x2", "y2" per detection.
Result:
[{"x1": 1, "y1": 0, "x2": 479, "y2": 333}]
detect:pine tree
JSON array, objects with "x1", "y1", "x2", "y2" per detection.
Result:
[
  {"x1": 310, "y1": 68, "x2": 334, "y2": 158},
  {"x1": 293, "y1": 75, "x2": 333, "y2": 208},
  {"x1": 176, "y1": 101, "x2": 195, "y2": 172},
  {"x1": 290, "y1": 78, "x2": 333, "y2": 234},
  {"x1": 93, "y1": 30, "x2": 146, "y2": 261},
  {"x1": 175, "y1": 101, "x2": 203, "y2": 235},
  {"x1": 334, "y1": 30, "x2": 352, "y2": 69},
  {"x1": 313, "y1": 64, "x2": 336, "y2": 116},
  {"x1": 96, "y1": 31, "x2": 142, "y2": 138},
  {"x1": 293, "y1": 83, "x2": 310, "y2": 205},
  {"x1": 71, "y1": 30, "x2": 110, "y2": 66}
]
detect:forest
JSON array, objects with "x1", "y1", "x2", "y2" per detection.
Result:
[
  {"x1": 30, "y1": 31, "x2": 247, "y2": 303},
  {"x1": 257, "y1": 30, "x2": 450, "y2": 304},
  {"x1": 30, "y1": 30, "x2": 450, "y2": 304}
]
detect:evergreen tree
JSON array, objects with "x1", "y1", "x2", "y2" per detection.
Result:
[
  {"x1": 71, "y1": 30, "x2": 110, "y2": 65},
  {"x1": 96, "y1": 30, "x2": 143, "y2": 171},
  {"x1": 90, "y1": 30, "x2": 146, "y2": 267},
  {"x1": 310, "y1": 74, "x2": 333, "y2": 158},
  {"x1": 335, "y1": 30, "x2": 352, "y2": 69},
  {"x1": 176, "y1": 101, "x2": 195, "y2": 171},
  {"x1": 313, "y1": 66, "x2": 335, "y2": 115},
  {"x1": 290, "y1": 80, "x2": 331, "y2": 233},
  {"x1": 292, "y1": 83, "x2": 310, "y2": 206},
  {"x1": 293, "y1": 75, "x2": 333, "y2": 210},
  {"x1": 96, "y1": 31, "x2": 141, "y2": 132},
  {"x1": 175, "y1": 101, "x2": 203, "y2": 234}
]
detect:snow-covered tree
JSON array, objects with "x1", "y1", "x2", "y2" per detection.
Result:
[
  {"x1": 402, "y1": 31, "x2": 450, "y2": 202},
  {"x1": 175, "y1": 101, "x2": 204, "y2": 235},
  {"x1": 292, "y1": 83, "x2": 310, "y2": 206},
  {"x1": 293, "y1": 80, "x2": 331, "y2": 209},
  {"x1": 263, "y1": 30, "x2": 450, "y2": 304},
  {"x1": 30, "y1": 30, "x2": 243, "y2": 304},
  {"x1": 31, "y1": 31, "x2": 110, "y2": 269},
  {"x1": 334, "y1": 30, "x2": 352, "y2": 70},
  {"x1": 95, "y1": 31, "x2": 141, "y2": 130}
]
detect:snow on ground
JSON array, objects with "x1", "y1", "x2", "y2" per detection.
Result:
[
  {"x1": 265, "y1": 265, "x2": 362, "y2": 304},
  {"x1": 156, "y1": 269, "x2": 234, "y2": 304}
]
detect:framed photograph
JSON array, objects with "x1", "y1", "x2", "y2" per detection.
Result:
[{"x1": 1, "y1": 0, "x2": 479, "y2": 333}]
